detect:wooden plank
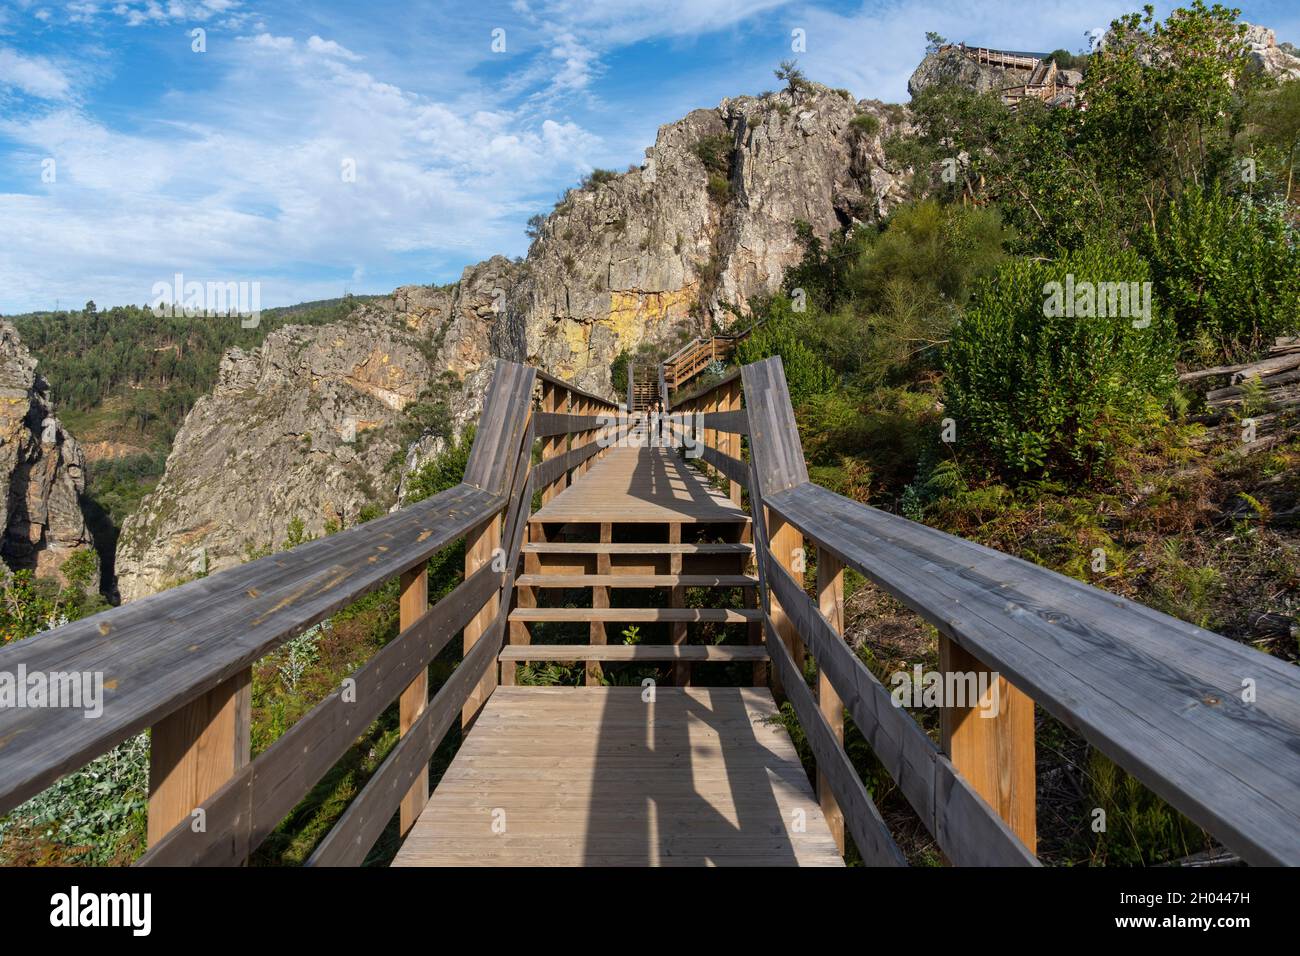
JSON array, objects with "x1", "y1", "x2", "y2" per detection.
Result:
[
  {"x1": 147, "y1": 668, "x2": 250, "y2": 846},
  {"x1": 463, "y1": 361, "x2": 536, "y2": 496},
  {"x1": 398, "y1": 567, "x2": 429, "y2": 835},
  {"x1": 815, "y1": 548, "x2": 846, "y2": 855},
  {"x1": 306, "y1": 610, "x2": 506, "y2": 866},
  {"x1": 740, "y1": 357, "x2": 808, "y2": 496},
  {"x1": 509, "y1": 607, "x2": 761, "y2": 624},
  {"x1": 533, "y1": 412, "x2": 610, "y2": 438},
  {"x1": 533, "y1": 369, "x2": 618, "y2": 411},
  {"x1": 515, "y1": 574, "x2": 757, "y2": 588},
  {"x1": 394, "y1": 687, "x2": 843, "y2": 867},
  {"x1": 498, "y1": 644, "x2": 768, "y2": 662},
  {"x1": 764, "y1": 480, "x2": 1300, "y2": 865},
  {"x1": 137, "y1": 565, "x2": 503, "y2": 865},
  {"x1": 940, "y1": 636, "x2": 1037, "y2": 854},
  {"x1": 698, "y1": 408, "x2": 749, "y2": 434},
  {"x1": 0, "y1": 480, "x2": 503, "y2": 818},
  {"x1": 698, "y1": 444, "x2": 748, "y2": 489},
  {"x1": 523, "y1": 542, "x2": 753, "y2": 555},
  {"x1": 462, "y1": 516, "x2": 502, "y2": 731},
  {"x1": 532, "y1": 448, "x2": 748, "y2": 525},
  {"x1": 761, "y1": 547, "x2": 1037, "y2": 866},
  {"x1": 531, "y1": 438, "x2": 601, "y2": 490},
  {"x1": 589, "y1": 522, "x2": 611, "y2": 684},
  {"x1": 763, "y1": 617, "x2": 904, "y2": 866}
]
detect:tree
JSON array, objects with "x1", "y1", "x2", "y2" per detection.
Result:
[
  {"x1": 774, "y1": 59, "x2": 806, "y2": 99},
  {"x1": 1247, "y1": 79, "x2": 1300, "y2": 201},
  {"x1": 925, "y1": 32, "x2": 948, "y2": 55},
  {"x1": 525, "y1": 213, "x2": 547, "y2": 241}
]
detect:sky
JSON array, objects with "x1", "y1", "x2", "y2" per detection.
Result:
[{"x1": 1, "y1": 0, "x2": 1298, "y2": 314}]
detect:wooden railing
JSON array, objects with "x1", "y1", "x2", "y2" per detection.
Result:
[
  {"x1": 0, "y1": 361, "x2": 617, "y2": 867},
  {"x1": 669, "y1": 357, "x2": 1300, "y2": 866},
  {"x1": 661, "y1": 334, "x2": 744, "y2": 395}
]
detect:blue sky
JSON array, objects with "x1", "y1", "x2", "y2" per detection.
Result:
[{"x1": 1, "y1": 0, "x2": 1298, "y2": 313}]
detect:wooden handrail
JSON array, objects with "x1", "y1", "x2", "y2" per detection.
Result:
[
  {"x1": 0, "y1": 358, "x2": 610, "y2": 867},
  {"x1": 732, "y1": 355, "x2": 1300, "y2": 866}
]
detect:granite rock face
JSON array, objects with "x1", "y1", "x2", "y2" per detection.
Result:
[
  {"x1": 115, "y1": 84, "x2": 915, "y2": 598},
  {"x1": 0, "y1": 321, "x2": 97, "y2": 588}
]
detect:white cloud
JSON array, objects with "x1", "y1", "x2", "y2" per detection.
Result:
[
  {"x1": 0, "y1": 47, "x2": 72, "y2": 99},
  {"x1": 0, "y1": 30, "x2": 602, "y2": 311},
  {"x1": 306, "y1": 35, "x2": 361, "y2": 60}
]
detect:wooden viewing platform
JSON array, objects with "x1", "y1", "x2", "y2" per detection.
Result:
[{"x1": 0, "y1": 361, "x2": 1297, "y2": 868}]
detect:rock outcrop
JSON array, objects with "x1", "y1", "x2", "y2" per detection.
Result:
[
  {"x1": 1245, "y1": 25, "x2": 1300, "y2": 80},
  {"x1": 115, "y1": 84, "x2": 914, "y2": 598},
  {"x1": 0, "y1": 321, "x2": 97, "y2": 588},
  {"x1": 519, "y1": 85, "x2": 909, "y2": 394},
  {"x1": 114, "y1": 259, "x2": 515, "y2": 600}
]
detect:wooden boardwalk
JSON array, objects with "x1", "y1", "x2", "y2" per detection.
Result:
[
  {"x1": 530, "y1": 446, "x2": 747, "y2": 525},
  {"x1": 393, "y1": 687, "x2": 844, "y2": 866}
]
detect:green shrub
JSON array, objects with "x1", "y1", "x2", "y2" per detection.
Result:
[
  {"x1": 693, "y1": 133, "x2": 732, "y2": 176},
  {"x1": 943, "y1": 243, "x2": 1176, "y2": 479},
  {"x1": 849, "y1": 113, "x2": 880, "y2": 138},
  {"x1": 706, "y1": 173, "x2": 732, "y2": 203},
  {"x1": 1141, "y1": 185, "x2": 1300, "y2": 361},
  {"x1": 735, "y1": 314, "x2": 837, "y2": 407}
]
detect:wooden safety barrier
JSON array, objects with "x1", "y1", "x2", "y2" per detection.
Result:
[{"x1": 723, "y1": 356, "x2": 1300, "y2": 866}]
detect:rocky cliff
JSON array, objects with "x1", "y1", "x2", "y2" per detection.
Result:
[
  {"x1": 0, "y1": 321, "x2": 97, "y2": 588},
  {"x1": 114, "y1": 84, "x2": 912, "y2": 599}
]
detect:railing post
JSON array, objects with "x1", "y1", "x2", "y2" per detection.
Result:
[
  {"x1": 939, "y1": 636, "x2": 1037, "y2": 854},
  {"x1": 726, "y1": 378, "x2": 742, "y2": 505},
  {"x1": 669, "y1": 522, "x2": 690, "y2": 686},
  {"x1": 148, "y1": 668, "x2": 251, "y2": 847},
  {"x1": 815, "y1": 548, "x2": 847, "y2": 854},
  {"x1": 589, "y1": 521, "x2": 611, "y2": 685},
  {"x1": 463, "y1": 515, "x2": 503, "y2": 730},
  {"x1": 765, "y1": 514, "x2": 806, "y2": 700},
  {"x1": 397, "y1": 565, "x2": 429, "y2": 836}
]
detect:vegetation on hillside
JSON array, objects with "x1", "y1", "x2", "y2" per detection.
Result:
[{"x1": 732, "y1": 2, "x2": 1300, "y2": 865}]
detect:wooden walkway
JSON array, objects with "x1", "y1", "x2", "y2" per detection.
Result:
[
  {"x1": 529, "y1": 446, "x2": 747, "y2": 525},
  {"x1": 393, "y1": 686, "x2": 843, "y2": 866}
]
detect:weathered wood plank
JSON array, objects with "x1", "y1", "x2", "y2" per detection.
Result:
[
  {"x1": 763, "y1": 617, "x2": 905, "y2": 866},
  {"x1": 0, "y1": 481, "x2": 503, "y2": 817},
  {"x1": 499, "y1": 644, "x2": 768, "y2": 662},
  {"x1": 306, "y1": 611, "x2": 506, "y2": 867},
  {"x1": 137, "y1": 564, "x2": 503, "y2": 865},
  {"x1": 464, "y1": 361, "x2": 536, "y2": 496},
  {"x1": 764, "y1": 480, "x2": 1300, "y2": 865},
  {"x1": 761, "y1": 551, "x2": 1038, "y2": 866},
  {"x1": 698, "y1": 409, "x2": 749, "y2": 434},
  {"x1": 740, "y1": 357, "x2": 808, "y2": 496}
]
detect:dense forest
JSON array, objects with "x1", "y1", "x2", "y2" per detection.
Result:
[{"x1": 3, "y1": 296, "x2": 374, "y2": 594}]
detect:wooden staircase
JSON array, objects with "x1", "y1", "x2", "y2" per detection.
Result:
[{"x1": 506, "y1": 447, "x2": 764, "y2": 687}]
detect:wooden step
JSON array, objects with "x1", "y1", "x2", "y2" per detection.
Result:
[
  {"x1": 523, "y1": 542, "x2": 753, "y2": 555},
  {"x1": 499, "y1": 644, "x2": 767, "y2": 662},
  {"x1": 508, "y1": 607, "x2": 762, "y2": 624},
  {"x1": 516, "y1": 574, "x2": 757, "y2": 589}
]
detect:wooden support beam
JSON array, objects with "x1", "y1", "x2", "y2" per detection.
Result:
[
  {"x1": 939, "y1": 636, "x2": 1037, "y2": 855},
  {"x1": 462, "y1": 514, "x2": 503, "y2": 731},
  {"x1": 397, "y1": 565, "x2": 429, "y2": 836},
  {"x1": 669, "y1": 522, "x2": 689, "y2": 686},
  {"x1": 815, "y1": 547, "x2": 847, "y2": 855},
  {"x1": 588, "y1": 522, "x2": 611, "y2": 685},
  {"x1": 765, "y1": 511, "x2": 806, "y2": 700},
  {"x1": 726, "y1": 379, "x2": 742, "y2": 505},
  {"x1": 148, "y1": 668, "x2": 250, "y2": 847}
]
